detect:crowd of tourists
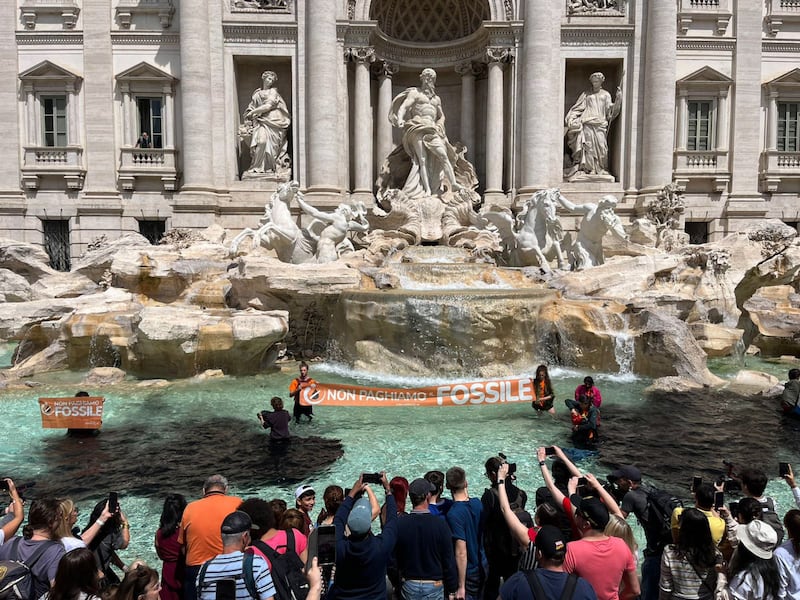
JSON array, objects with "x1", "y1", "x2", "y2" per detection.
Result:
[{"x1": 1, "y1": 449, "x2": 799, "y2": 600}]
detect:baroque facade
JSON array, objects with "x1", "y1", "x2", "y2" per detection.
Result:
[{"x1": 2, "y1": 0, "x2": 800, "y2": 266}]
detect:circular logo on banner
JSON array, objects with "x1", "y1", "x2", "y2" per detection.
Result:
[
  {"x1": 40, "y1": 402, "x2": 54, "y2": 415},
  {"x1": 301, "y1": 385, "x2": 322, "y2": 405}
]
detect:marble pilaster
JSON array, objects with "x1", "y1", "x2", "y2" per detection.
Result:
[
  {"x1": 0, "y1": 0, "x2": 22, "y2": 207},
  {"x1": 179, "y1": 0, "x2": 214, "y2": 191},
  {"x1": 347, "y1": 47, "x2": 375, "y2": 196},
  {"x1": 641, "y1": 0, "x2": 677, "y2": 191},
  {"x1": 520, "y1": 0, "x2": 559, "y2": 192},
  {"x1": 82, "y1": 0, "x2": 118, "y2": 193},
  {"x1": 306, "y1": 1, "x2": 340, "y2": 201}
]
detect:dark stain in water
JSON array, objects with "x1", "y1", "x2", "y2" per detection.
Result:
[
  {"x1": 20, "y1": 418, "x2": 343, "y2": 501},
  {"x1": 597, "y1": 389, "x2": 800, "y2": 495}
]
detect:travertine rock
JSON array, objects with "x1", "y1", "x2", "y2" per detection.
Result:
[
  {"x1": 0, "y1": 239, "x2": 55, "y2": 283},
  {"x1": 743, "y1": 285, "x2": 800, "y2": 356},
  {"x1": 0, "y1": 269, "x2": 33, "y2": 302},
  {"x1": 688, "y1": 323, "x2": 744, "y2": 357},
  {"x1": 83, "y1": 367, "x2": 127, "y2": 386}
]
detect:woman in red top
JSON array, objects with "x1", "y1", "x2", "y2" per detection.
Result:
[{"x1": 154, "y1": 493, "x2": 186, "y2": 600}]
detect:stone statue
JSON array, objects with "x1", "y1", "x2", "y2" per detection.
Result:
[
  {"x1": 556, "y1": 193, "x2": 628, "y2": 270},
  {"x1": 564, "y1": 72, "x2": 622, "y2": 181},
  {"x1": 482, "y1": 188, "x2": 567, "y2": 271},
  {"x1": 384, "y1": 68, "x2": 471, "y2": 198},
  {"x1": 567, "y1": 0, "x2": 619, "y2": 14},
  {"x1": 229, "y1": 180, "x2": 313, "y2": 263},
  {"x1": 295, "y1": 197, "x2": 370, "y2": 263},
  {"x1": 240, "y1": 70, "x2": 291, "y2": 179}
]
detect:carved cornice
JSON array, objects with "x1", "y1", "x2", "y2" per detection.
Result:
[
  {"x1": 110, "y1": 32, "x2": 180, "y2": 46},
  {"x1": 16, "y1": 32, "x2": 83, "y2": 45},
  {"x1": 371, "y1": 27, "x2": 490, "y2": 67},
  {"x1": 676, "y1": 38, "x2": 735, "y2": 52},
  {"x1": 223, "y1": 24, "x2": 297, "y2": 44},
  {"x1": 763, "y1": 40, "x2": 800, "y2": 53},
  {"x1": 340, "y1": 20, "x2": 376, "y2": 48},
  {"x1": 561, "y1": 26, "x2": 633, "y2": 46}
]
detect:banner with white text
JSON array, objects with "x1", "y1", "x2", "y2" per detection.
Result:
[
  {"x1": 298, "y1": 378, "x2": 534, "y2": 407},
  {"x1": 39, "y1": 397, "x2": 105, "y2": 429}
]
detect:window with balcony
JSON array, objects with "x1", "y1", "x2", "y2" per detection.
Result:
[
  {"x1": 116, "y1": 62, "x2": 179, "y2": 191},
  {"x1": 19, "y1": 61, "x2": 84, "y2": 191},
  {"x1": 762, "y1": 69, "x2": 800, "y2": 192},
  {"x1": 674, "y1": 66, "x2": 732, "y2": 192}
]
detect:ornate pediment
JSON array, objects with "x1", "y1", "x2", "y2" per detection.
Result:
[
  {"x1": 677, "y1": 66, "x2": 732, "y2": 85},
  {"x1": 766, "y1": 68, "x2": 800, "y2": 87},
  {"x1": 116, "y1": 62, "x2": 177, "y2": 83},
  {"x1": 19, "y1": 60, "x2": 82, "y2": 85}
]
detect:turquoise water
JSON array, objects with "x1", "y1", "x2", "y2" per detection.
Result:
[{"x1": 0, "y1": 358, "x2": 797, "y2": 573}]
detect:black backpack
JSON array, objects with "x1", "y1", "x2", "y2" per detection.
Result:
[
  {"x1": 641, "y1": 486, "x2": 683, "y2": 555},
  {"x1": 252, "y1": 534, "x2": 309, "y2": 600},
  {"x1": 198, "y1": 552, "x2": 258, "y2": 600},
  {"x1": 760, "y1": 498, "x2": 785, "y2": 545},
  {"x1": 524, "y1": 570, "x2": 578, "y2": 600},
  {"x1": 0, "y1": 538, "x2": 58, "y2": 600},
  {"x1": 483, "y1": 485, "x2": 530, "y2": 559}
]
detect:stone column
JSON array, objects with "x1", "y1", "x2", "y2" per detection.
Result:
[
  {"x1": 729, "y1": 0, "x2": 763, "y2": 202},
  {"x1": 306, "y1": 1, "x2": 340, "y2": 201},
  {"x1": 640, "y1": 0, "x2": 677, "y2": 191},
  {"x1": 347, "y1": 47, "x2": 375, "y2": 196},
  {"x1": 716, "y1": 90, "x2": 729, "y2": 152},
  {"x1": 766, "y1": 90, "x2": 778, "y2": 151},
  {"x1": 485, "y1": 47, "x2": 511, "y2": 200},
  {"x1": 82, "y1": 0, "x2": 118, "y2": 193},
  {"x1": 121, "y1": 83, "x2": 132, "y2": 146},
  {"x1": 164, "y1": 86, "x2": 175, "y2": 149},
  {"x1": 375, "y1": 61, "x2": 397, "y2": 168},
  {"x1": 456, "y1": 61, "x2": 477, "y2": 157},
  {"x1": 179, "y1": 0, "x2": 214, "y2": 191},
  {"x1": 520, "y1": 0, "x2": 559, "y2": 192},
  {"x1": 24, "y1": 85, "x2": 36, "y2": 145},
  {"x1": 66, "y1": 83, "x2": 78, "y2": 146}
]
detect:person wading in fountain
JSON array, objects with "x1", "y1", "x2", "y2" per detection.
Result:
[{"x1": 289, "y1": 362, "x2": 316, "y2": 424}]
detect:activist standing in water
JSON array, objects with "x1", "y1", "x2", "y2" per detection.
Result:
[
  {"x1": 289, "y1": 361, "x2": 316, "y2": 423},
  {"x1": 531, "y1": 364, "x2": 556, "y2": 415}
]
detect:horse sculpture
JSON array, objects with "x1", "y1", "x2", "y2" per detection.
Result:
[
  {"x1": 483, "y1": 187, "x2": 567, "y2": 271},
  {"x1": 229, "y1": 180, "x2": 315, "y2": 263}
]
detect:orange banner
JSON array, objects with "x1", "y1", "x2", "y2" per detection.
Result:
[
  {"x1": 39, "y1": 397, "x2": 105, "y2": 429},
  {"x1": 298, "y1": 378, "x2": 535, "y2": 407}
]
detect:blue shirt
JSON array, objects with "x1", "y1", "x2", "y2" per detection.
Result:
[{"x1": 446, "y1": 498, "x2": 485, "y2": 581}]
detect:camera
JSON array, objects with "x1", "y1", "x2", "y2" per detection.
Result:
[
  {"x1": 603, "y1": 476, "x2": 626, "y2": 504},
  {"x1": 498, "y1": 452, "x2": 517, "y2": 476}
]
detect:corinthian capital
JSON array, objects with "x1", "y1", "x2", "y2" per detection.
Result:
[
  {"x1": 345, "y1": 46, "x2": 376, "y2": 63},
  {"x1": 485, "y1": 46, "x2": 514, "y2": 64},
  {"x1": 372, "y1": 60, "x2": 398, "y2": 79}
]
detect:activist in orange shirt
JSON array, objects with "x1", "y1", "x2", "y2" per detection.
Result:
[{"x1": 289, "y1": 361, "x2": 316, "y2": 423}]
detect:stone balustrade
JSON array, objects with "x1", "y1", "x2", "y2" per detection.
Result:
[
  {"x1": 674, "y1": 149, "x2": 730, "y2": 192},
  {"x1": 767, "y1": 0, "x2": 800, "y2": 34},
  {"x1": 760, "y1": 150, "x2": 800, "y2": 191},
  {"x1": 678, "y1": 0, "x2": 731, "y2": 34},
  {"x1": 116, "y1": 0, "x2": 174, "y2": 28},
  {"x1": 118, "y1": 147, "x2": 178, "y2": 192},
  {"x1": 20, "y1": 0, "x2": 79, "y2": 29},
  {"x1": 21, "y1": 146, "x2": 85, "y2": 190}
]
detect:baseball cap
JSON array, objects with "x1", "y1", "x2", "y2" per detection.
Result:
[
  {"x1": 347, "y1": 497, "x2": 372, "y2": 536},
  {"x1": 221, "y1": 511, "x2": 253, "y2": 535},
  {"x1": 570, "y1": 495, "x2": 610, "y2": 529},
  {"x1": 409, "y1": 478, "x2": 435, "y2": 497},
  {"x1": 534, "y1": 525, "x2": 567, "y2": 559},
  {"x1": 295, "y1": 484, "x2": 315, "y2": 499},
  {"x1": 610, "y1": 465, "x2": 641, "y2": 482},
  {"x1": 737, "y1": 520, "x2": 778, "y2": 559}
]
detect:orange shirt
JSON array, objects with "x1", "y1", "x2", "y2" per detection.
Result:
[
  {"x1": 289, "y1": 377, "x2": 316, "y2": 396},
  {"x1": 177, "y1": 493, "x2": 242, "y2": 566}
]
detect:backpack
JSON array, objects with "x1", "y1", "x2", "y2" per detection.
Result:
[
  {"x1": 760, "y1": 498, "x2": 785, "y2": 544},
  {"x1": 640, "y1": 486, "x2": 683, "y2": 555},
  {"x1": 252, "y1": 534, "x2": 309, "y2": 600},
  {"x1": 524, "y1": 570, "x2": 578, "y2": 600},
  {"x1": 0, "y1": 538, "x2": 58, "y2": 600},
  {"x1": 198, "y1": 551, "x2": 259, "y2": 600},
  {"x1": 483, "y1": 485, "x2": 530, "y2": 560}
]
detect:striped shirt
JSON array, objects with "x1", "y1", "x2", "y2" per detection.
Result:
[{"x1": 197, "y1": 550, "x2": 276, "y2": 600}]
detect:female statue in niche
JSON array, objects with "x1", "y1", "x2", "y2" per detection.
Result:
[
  {"x1": 564, "y1": 72, "x2": 622, "y2": 181},
  {"x1": 241, "y1": 70, "x2": 291, "y2": 178}
]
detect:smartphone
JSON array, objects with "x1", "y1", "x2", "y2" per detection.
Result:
[
  {"x1": 362, "y1": 472, "x2": 382, "y2": 485},
  {"x1": 545, "y1": 447, "x2": 556, "y2": 456},
  {"x1": 728, "y1": 501, "x2": 739, "y2": 516},
  {"x1": 108, "y1": 491, "x2": 119, "y2": 514},
  {"x1": 714, "y1": 491, "x2": 724, "y2": 510},
  {"x1": 0, "y1": 480, "x2": 8, "y2": 492},
  {"x1": 780, "y1": 462, "x2": 791, "y2": 477},
  {"x1": 215, "y1": 579, "x2": 237, "y2": 600},
  {"x1": 316, "y1": 524, "x2": 336, "y2": 566},
  {"x1": 692, "y1": 476, "x2": 702, "y2": 491}
]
